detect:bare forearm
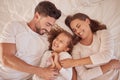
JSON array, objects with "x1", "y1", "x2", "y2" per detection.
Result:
[
  {"x1": 76, "y1": 57, "x2": 92, "y2": 66},
  {"x1": 55, "y1": 62, "x2": 62, "y2": 70},
  {"x1": 3, "y1": 54, "x2": 41, "y2": 74},
  {"x1": 72, "y1": 68, "x2": 77, "y2": 80},
  {"x1": 100, "y1": 63, "x2": 111, "y2": 73}
]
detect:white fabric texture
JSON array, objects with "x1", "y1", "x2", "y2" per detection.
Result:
[
  {"x1": 72, "y1": 30, "x2": 120, "y2": 80},
  {"x1": 33, "y1": 51, "x2": 72, "y2": 80},
  {"x1": 0, "y1": 0, "x2": 120, "y2": 79},
  {"x1": 0, "y1": 21, "x2": 49, "y2": 80}
]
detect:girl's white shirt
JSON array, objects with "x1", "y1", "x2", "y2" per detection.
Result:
[{"x1": 33, "y1": 51, "x2": 72, "y2": 80}]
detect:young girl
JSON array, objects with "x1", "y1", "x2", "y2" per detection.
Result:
[{"x1": 33, "y1": 29, "x2": 73, "y2": 80}]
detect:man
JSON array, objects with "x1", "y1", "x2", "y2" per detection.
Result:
[{"x1": 0, "y1": 1, "x2": 61, "y2": 80}]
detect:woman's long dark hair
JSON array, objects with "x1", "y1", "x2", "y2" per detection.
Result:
[{"x1": 65, "y1": 13, "x2": 107, "y2": 45}]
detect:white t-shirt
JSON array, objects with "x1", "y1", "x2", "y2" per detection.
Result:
[
  {"x1": 33, "y1": 51, "x2": 72, "y2": 80},
  {"x1": 72, "y1": 30, "x2": 120, "y2": 80},
  {"x1": 0, "y1": 21, "x2": 49, "y2": 80}
]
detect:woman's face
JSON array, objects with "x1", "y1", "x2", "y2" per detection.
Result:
[
  {"x1": 52, "y1": 33, "x2": 69, "y2": 53},
  {"x1": 70, "y1": 19, "x2": 91, "y2": 40}
]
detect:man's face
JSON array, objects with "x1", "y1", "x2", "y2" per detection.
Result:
[{"x1": 35, "y1": 14, "x2": 56, "y2": 35}]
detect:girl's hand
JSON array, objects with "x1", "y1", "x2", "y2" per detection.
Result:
[
  {"x1": 50, "y1": 55, "x2": 55, "y2": 68},
  {"x1": 52, "y1": 52, "x2": 62, "y2": 70},
  {"x1": 53, "y1": 52, "x2": 59, "y2": 64}
]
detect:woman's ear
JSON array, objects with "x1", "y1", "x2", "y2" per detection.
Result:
[{"x1": 85, "y1": 18, "x2": 90, "y2": 24}]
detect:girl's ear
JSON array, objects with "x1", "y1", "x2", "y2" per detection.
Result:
[
  {"x1": 85, "y1": 18, "x2": 90, "y2": 24},
  {"x1": 64, "y1": 47, "x2": 70, "y2": 52}
]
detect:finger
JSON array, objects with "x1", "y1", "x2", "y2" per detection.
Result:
[
  {"x1": 50, "y1": 68, "x2": 56, "y2": 71},
  {"x1": 49, "y1": 76, "x2": 56, "y2": 80},
  {"x1": 60, "y1": 60, "x2": 64, "y2": 64}
]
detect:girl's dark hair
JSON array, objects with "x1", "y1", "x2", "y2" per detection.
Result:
[
  {"x1": 65, "y1": 13, "x2": 107, "y2": 44},
  {"x1": 35, "y1": 1, "x2": 61, "y2": 19},
  {"x1": 48, "y1": 26, "x2": 73, "y2": 53}
]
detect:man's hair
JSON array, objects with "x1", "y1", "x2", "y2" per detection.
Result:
[{"x1": 35, "y1": 1, "x2": 61, "y2": 19}]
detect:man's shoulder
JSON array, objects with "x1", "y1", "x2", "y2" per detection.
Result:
[
  {"x1": 5, "y1": 20, "x2": 28, "y2": 33},
  {"x1": 7, "y1": 20, "x2": 26, "y2": 28}
]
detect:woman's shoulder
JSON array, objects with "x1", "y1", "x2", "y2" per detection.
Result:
[
  {"x1": 95, "y1": 29, "x2": 111, "y2": 38},
  {"x1": 96, "y1": 29, "x2": 109, "y2": 35},
  {"x1": 96, "y1": 29, "x2": 108, "y2": 34}
]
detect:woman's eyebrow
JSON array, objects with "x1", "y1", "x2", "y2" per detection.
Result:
[{"x1": 76, "y1": 24, "x2": 79, "y2": 27}]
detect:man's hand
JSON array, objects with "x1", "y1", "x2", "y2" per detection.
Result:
[{"x1": 36, "y1": 67, "x2": 58, "y2": 80}]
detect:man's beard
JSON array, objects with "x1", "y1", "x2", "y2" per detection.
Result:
[{"x1": 35, "y1": 26, "x2": 48, "y2": 35}]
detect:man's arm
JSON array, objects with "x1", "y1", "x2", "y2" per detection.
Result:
[
  {"x1": 0, "y1": 43, "x2": 58, "y2": 79},
  {"x1": 0, "y1": 43, "x2": 38, "y2": 73}
]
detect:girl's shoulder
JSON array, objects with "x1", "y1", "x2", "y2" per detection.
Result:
[{"x1": 59, "y1": 52, "x2": 72, "y2": 60}]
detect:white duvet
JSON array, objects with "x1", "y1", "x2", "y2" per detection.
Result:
[{"x1": 0, "y1": 0, "x2": 120, "y2": 58}]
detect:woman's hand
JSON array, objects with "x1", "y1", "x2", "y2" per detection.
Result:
[
  {"x1": 108, "y1": 59, "x2": 120, "y2": 69},
  {"x1": 60, "y1": 59, "x2": 77, "y2": 68},
  {"x1": 101, "y1": 59, "x2": 120, "y2": 73}
]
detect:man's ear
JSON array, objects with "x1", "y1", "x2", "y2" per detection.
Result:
[
  {"x1": 85, "y1": 18, "x2": 90, "y2": 24},
  {"x1": 34, "y1": 12, "x2": 41, "y2": 20}
]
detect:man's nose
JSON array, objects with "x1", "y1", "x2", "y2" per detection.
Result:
[{"x1": 46, "y1": 27, "x2": 52, "y2": 32}]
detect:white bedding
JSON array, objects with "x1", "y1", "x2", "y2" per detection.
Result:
[{"x1": 0, "y1": 0, "x2": 120, "y2": 58}]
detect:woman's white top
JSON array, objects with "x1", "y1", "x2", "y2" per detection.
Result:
[
  {"x1": 33, "y1": 51, "x2": 72, "y2": 80},
  {"x1": 0, "y1": 21, "x2": 49, "y2": 80},
  {"x1": 72, "y1": 30, "x2": 120, "y2": 80}
]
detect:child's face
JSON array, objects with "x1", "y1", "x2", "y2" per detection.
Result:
[{"x1": 52, "y1": 33, "x2": 70, "y2": 53}]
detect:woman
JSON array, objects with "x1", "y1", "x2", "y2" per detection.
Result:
[{"x1": 61, "y1": 13, "x2": 120, "y2": 80}]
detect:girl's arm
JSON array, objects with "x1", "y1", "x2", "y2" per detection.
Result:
[
  {"x1": 72, "y1": 67, "x2": 77, "y2": 80},
  {"x1": 53, "y1": 52, "x2": 73, "y2": 80}
]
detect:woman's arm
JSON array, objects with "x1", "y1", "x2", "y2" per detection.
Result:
[
  {"x1": 61, "y1": 57, "x2": 92, "y2": 68},
  {"x1": 61, "y1": 30, "x2": 114, "y2": 68},
  {"x1": 75, "y1": 59, "x2": 120, "y2": 80},
  {"x1": 72, "y1": 67, "x2": 77, "y2": 80},
  {"x1": 101, "y1": 59, "x2": 120, "y2": 73}
]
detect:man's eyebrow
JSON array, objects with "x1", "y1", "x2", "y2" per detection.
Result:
[{"x1": 47, "y1": 22, "x2": 53, "y2": 26}]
